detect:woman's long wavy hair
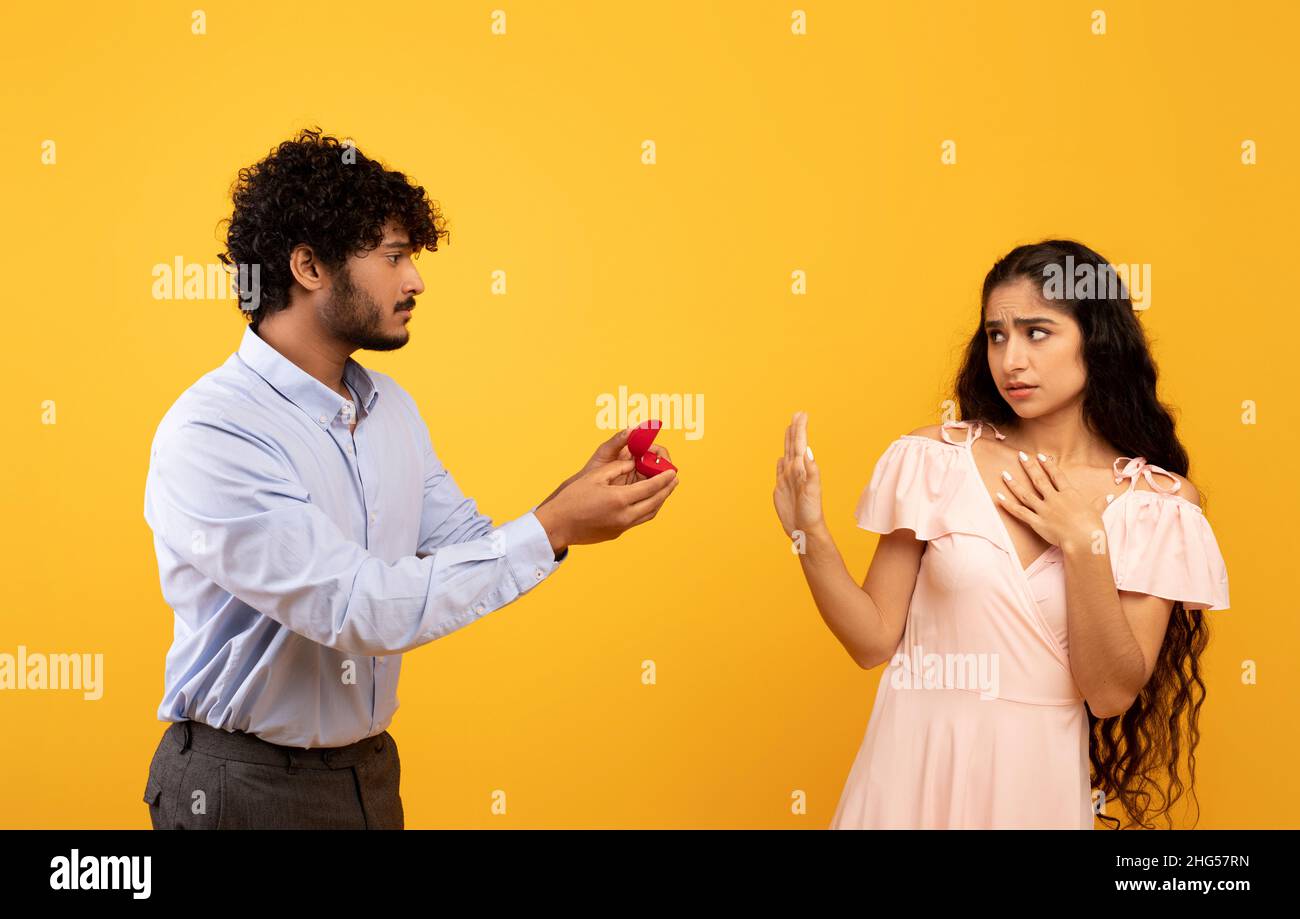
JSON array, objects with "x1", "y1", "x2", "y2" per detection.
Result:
[{"x1": 951, "y1": 239, "x2": 1210, "y2": 829}]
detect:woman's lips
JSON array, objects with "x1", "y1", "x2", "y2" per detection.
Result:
[{"x1": 1007, "y1": 386, "x2": 1036, "y2": 399}]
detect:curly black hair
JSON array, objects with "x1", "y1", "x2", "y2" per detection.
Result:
[{"x1": 217, "y1": 127, "x2": 449, "y2": 330}]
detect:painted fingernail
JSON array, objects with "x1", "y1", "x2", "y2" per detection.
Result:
[
  {"x1": 1037, "y1": 453, "x2": 1048, "y2": 462},
  {"x1": 996, "y1": 492, "x2": 1006, "y2": 501},
  {"x1": 805, "y1": 446, "x2": 814, "y2": 461},
  {"x1": 1001, "y1": 470, "x2": 1012, "y2": 481},
  {"x1": 1018, "y1": 451, "x2": 1028, "y2": 461}
]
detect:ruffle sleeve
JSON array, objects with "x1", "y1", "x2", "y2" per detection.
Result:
[
  {"x1": 853, "y1": 436, "x2": 998, "y2": 543},
  {"x1": 1106, "y1": 491, "x2": 1230, "y2": 610}
]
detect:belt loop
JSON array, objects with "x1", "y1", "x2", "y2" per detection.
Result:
[
  {"x1": 286, "y1": 750, "x2": 298, "y2": 775},
  {"x1": 177, "y1": 721, "x2": 192, "y2": 754}
]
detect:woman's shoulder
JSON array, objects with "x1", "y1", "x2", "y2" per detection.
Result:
[
  {"x1": 869, "y1": 423, "x2": 970, "y2": 473},
  {"x1": 897, "y1": 421, "x2": 996, "y2": 450},
  {"x1": 1115, "y1": 456, "x2": 1202, "y2": 508},
  {"x1": 1130, "y1": 469, "x2": 1202, "y2": 507},
  {"x1": 903, "y1": 423, "x2": 946, "y2": 443}
]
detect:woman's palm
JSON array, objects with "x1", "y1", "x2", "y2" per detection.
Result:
[{"x1": 773, "y1": 411, "x2": 824, "y2": 536}]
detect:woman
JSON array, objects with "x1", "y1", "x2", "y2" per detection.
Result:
[{"x1": 773, "y1": 239, "x2": 1229, "y2": 829}]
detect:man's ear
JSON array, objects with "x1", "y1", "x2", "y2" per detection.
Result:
[{"x1": 288, "y1": 243, "x2": 328, "y2": 293}]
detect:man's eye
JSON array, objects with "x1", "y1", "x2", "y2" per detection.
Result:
[{"x1": 387, "y1": 255, "x2": 400, "y2": 264}]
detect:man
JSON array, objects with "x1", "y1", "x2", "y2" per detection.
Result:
[{"x1": 141, "y1": 128, "x2": 678, "y2": 829}]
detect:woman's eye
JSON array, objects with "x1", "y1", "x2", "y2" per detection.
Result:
[{"x1": 988, "y1": 329, "x2": 1048, "y2": 343}]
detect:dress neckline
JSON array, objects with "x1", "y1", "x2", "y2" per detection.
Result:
[
  {"x1": 897, "y1": 421, "x2": 1199, "y2": 574},
  {"x1": 900, "y1": 421, "x2": 1202, "y2": 513}
]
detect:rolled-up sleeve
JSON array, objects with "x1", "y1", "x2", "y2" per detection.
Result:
[{"x1": 144, "y1": 417, "x2": 561, "y2": 657}]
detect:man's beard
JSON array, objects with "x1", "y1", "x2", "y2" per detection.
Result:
[{"x1": 321, "y1": 265, "x2": 409, "y2": 352}]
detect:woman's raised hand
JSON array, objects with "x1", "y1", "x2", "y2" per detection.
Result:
[{"x1": 773, "y1": 410, "x2": 824, "y2": 538}]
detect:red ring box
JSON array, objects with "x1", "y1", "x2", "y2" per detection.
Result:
[{"x1": 627, "y1": 419, "x2": 678, "y2": 478}]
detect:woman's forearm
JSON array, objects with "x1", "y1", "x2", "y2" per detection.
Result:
[
  {"x1": 1061, "y1": 541, "x2": 1146, "y2": 715},
  {"x1": 797, "y1": 521, "x2": 892, "y2": 668}
]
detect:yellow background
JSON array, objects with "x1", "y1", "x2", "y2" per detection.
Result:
[{"x1": 2, "y1": 0, "x2": 1295, "y2": 828}]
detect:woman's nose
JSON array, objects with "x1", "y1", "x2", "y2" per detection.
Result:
[{"x1": 1002, "y1": 340, "x2": 1028, "y2": 373}]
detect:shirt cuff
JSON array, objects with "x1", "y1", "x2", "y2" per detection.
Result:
[
  {"x1": 527, "y1": 503, "x2": 569, "y2": 565},
  {"x1": 502, "y1": 511, "x2": 566, "y2": 593}
]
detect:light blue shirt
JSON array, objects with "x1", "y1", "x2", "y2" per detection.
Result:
[{"x1": 143, "y1": 325, "x2": 567, "y2": 748}]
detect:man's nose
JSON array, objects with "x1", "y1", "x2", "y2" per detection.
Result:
[{"x1": 406, "y1": 268, "x2": 425, "y2": 297}]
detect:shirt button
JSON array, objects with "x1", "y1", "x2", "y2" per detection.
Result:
[
  {"x1": 369, "y1": 512, "x2": 377, "y2": 524},
  {"x1": 319, "y1": 414, "x2": 329, "y2": 423},
  {"x1": 474, "y1": 603, "x2": 486, "y2": 614},
  {"x1": 534, "y1": 568, "x2": 544, "y2": 581}
]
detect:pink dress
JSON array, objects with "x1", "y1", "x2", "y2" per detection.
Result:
[{"x1": 830, "y1": 420, "x2": 1230, "y2": 829}]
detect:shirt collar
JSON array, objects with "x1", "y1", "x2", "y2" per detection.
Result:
[{"x1": 236, "y1": 325, "x2": 379, "y2": 428}]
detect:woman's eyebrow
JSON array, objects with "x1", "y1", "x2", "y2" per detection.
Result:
[{"x1": 984, "y1": 316, "x2": 1061, "y2": 329}]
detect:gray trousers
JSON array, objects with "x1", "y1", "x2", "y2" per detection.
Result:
[{"x1": 143, "y1": 720, "x2": 403, "y2": 829}]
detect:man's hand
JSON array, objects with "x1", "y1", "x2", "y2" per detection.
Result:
[
  {"x1": 534, "y1": 459, "x2": 679, "y2": 555},
  {"x1": 540, "y1": 427, "x2": 675, "y2": 506}
]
